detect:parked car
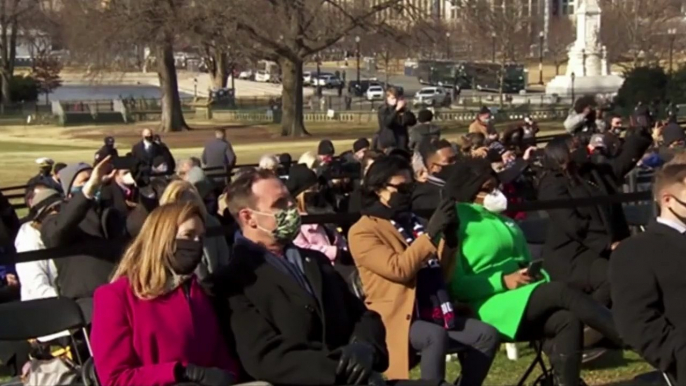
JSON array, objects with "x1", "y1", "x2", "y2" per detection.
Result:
[
  {"x1": 238, "y1": 70, "x2": 254, "y2": 80},
  {"x1": 255, "y1": 70, "x2": 273, "y2": 83},
  {"x1": 413, "y1": 87, "x2": 450, "y2": 107},
  {"x1": 303, "y1": 71, "x2": 313, "y2": 86},
  {"x1": 314, "y1": 75, "x2": 342, "y2": 88},
  {"x1": 366, "y1": 86, "x2": 384, "y2": 101}
]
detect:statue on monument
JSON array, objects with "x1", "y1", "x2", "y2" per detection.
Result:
[{"x1": 545, "y1": 0, "x2": 625, "y2": 96}]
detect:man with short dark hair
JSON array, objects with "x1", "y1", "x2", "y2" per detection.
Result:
[
  {"x1": 412, "y1": 139, "x2": 457, "y2": 213},
  {"x1": 212, "y1": 169, "x2": 388, "y2": 386},
  {"x1": 564, "y1": 95, "x2": 601, "y2": 135},
  {"x1": 409, "y1": 109, "x2": 441, "y2": 151},
  {"x1": 611, "y1": 163, "x2": 686, "y2": 383}
]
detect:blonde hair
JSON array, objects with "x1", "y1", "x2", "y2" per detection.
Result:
[
  {"x1": 298, "y1": 151, "x2": 318, "y2": 170},
  {"x1": 159, "y1": 180, "x2": 208, "y2": 219},
  {"x1": 111, "y1": 202, "x2": 205, "y2": 299},
  {"x1": 258, "y1": 154, "x2": 279, "y2": 171}
]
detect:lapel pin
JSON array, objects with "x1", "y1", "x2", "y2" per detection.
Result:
[{"x1": 305, "y1": 257, "x2": 311, "y2": 263}]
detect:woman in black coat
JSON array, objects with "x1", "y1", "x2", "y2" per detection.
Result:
[{"x1": 536, "y1": 131, "x2": 651, "y2": 308}]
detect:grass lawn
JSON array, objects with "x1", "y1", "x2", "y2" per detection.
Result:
[
  {"x1": 431, "y1": 347, "x2": 658, "y2": 386},
  {"x1": 0, "y1": 141, "x2": 87, "y2": 153}
]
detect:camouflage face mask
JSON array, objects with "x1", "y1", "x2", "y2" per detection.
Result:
[{"x1": 253, "y1": 207, "x2": 302, "y2": 243}]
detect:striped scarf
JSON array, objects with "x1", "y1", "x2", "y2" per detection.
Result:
[{"x1": 390, "y1": 215, "x2": 456, "y2": 330}]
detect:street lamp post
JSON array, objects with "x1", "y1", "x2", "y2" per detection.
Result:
[
  {"x1": 669, "y1": 28, "x2": 677, "y2": 74},
  {"x1": 491, "y1": 32, "x2": 497, "y2": 63},
  {"x1": 355, "y1": 36, "x2": 361, "y2": 93},
  {"x1": 316, "y1": 55, "x2": 322, "y2": 97},
  {"x1": 445, "y1": 32, "x2": 451, "y2": 60},
  {"x1": 538, "y1": 31, "x2": 544, "y2": 85},
  {"x1": 194, "y1": 78, "x2": 197, "y2": 97}
]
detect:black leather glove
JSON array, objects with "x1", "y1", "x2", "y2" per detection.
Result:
[
  {"x1": 426, "y1": 198, "x2": 457, "y2": 240},
  {"x1": 336, "y1": 341, "x2": 376, "y2": 385},
  {"x1": 181, "y1": 364, "x2": 234, "y2": 386}
]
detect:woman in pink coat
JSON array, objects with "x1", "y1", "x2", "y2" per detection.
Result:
[{"x1": 90, "y1": 202, "x2": 239, "y2": 386}]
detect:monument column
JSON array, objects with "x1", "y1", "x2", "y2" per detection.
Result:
[{"x1": 545, "y1": 0, "x2": 624, "y2": 96}]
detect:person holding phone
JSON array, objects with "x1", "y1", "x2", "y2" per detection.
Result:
[
  {"x1": 349, "y1": 155, "x2": 499, "y2": 385},
  {"x1": 376, "y1": 87, "x2": 412, "y2": 151},
  {"x1": 444, "y1": 157, "x2": 623, "y2": 386}
]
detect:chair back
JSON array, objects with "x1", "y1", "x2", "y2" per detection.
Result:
[{"x1": 0, "y1": 298, "x2": 87, "y2": 341}]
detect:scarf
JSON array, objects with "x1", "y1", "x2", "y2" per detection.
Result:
[
  {"x1": 390, "y1": 215, "x2": 455, "y2": 329},
  {"x1": 362, "y1": 200, "x2": 455, "y2": 330}
]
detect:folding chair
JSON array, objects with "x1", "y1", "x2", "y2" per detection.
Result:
[
  {"x1": 514, "y1": 341, "x2": 551, "y2": 386},
  {"x1": 663, "y1": 371, "x2": 677, "y2": 386},
  {"x1": 81, "y1": 357, "x2": 100, "y2": 386},
  {"x1": 0, "y1": 297, "x2": 93, "y2": 366}
]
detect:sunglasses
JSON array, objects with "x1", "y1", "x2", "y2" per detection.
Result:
[{"x1": 387, "y1": 182, "x2": 415, "y2": 194}]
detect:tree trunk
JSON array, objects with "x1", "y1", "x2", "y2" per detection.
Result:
[
  {"x1": 279, "y1": 57, "x2": 309, "y2": 137},
  {"x1": 555, "y1": 61, "x2": 560, "y2": 76},
  {"x1": 157, "y1": 42, "x2": 188, "y2": 132},
  {"x1": 384, "y1": 53, "x2": 389, "y2": 86},
  {"x1": 211, "y1": 50, "x2": 229, "y2": 89}
]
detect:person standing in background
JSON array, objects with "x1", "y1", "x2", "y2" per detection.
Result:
[
  {"x1": 469, "y1": 107, "x2": 498, "y2": 143},
  {"x1": 202, "y1": 129, "x2": 237, "y2": 187},
  {"x1": 95, "y1": 136, "x2": 119, "y2": 164},
  {"x1": 377, "y1": 87, "x2": 411, "y2": 151},
  {"x1": 131, "y1": 128, "x2": 161, "y2": 166}
]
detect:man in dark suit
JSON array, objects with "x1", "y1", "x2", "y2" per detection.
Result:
[
  {"x1": 212, "y1": 169, "x2": 388, "y2": 386},
  {"x1": 610, "y1": 163, "x2": 686, "y2": 383},
  {"x1": 130, "y1": 128, "x2": 161, "y2": 166}
]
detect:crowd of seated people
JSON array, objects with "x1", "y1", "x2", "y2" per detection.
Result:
[{"x1": 0, "y1": 97, "x2": 685, "y2": 386}]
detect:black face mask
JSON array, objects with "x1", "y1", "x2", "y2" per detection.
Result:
[
  {"x1": 144, "y1": 136, "x2": 153, "y2": 142},
  {"x1": 434, "y1": 166, "x2": 453, "y2": 182},
  {"x1": 387, "y1": 191, "x2": 412, "y2": 214},
  {"x1": 170, "y1": 239, "x2": 203, "y2": 275}
]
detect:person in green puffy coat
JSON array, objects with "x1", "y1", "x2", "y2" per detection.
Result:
[{"x1": 441, "y1": 158, "x2": 623, "y2": 386}]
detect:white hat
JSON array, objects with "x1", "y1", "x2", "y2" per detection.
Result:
[{"x1": 35, "y1": 157, "x2": 54, "y2": 167}]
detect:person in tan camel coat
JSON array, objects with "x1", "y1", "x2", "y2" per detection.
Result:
[{"x1": 348, "y1": 155, "x2": 499, "y2": 385}]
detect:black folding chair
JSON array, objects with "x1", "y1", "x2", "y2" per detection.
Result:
[
  {"x1": 663, "y1": 371, "x2": 677, "y2": 386},
  {"x1": 0, "y1": 297, "x2": 93, "y2": 366},
  {"x1": 514, "y1": 341, "x2": 551, "y2": 386}
]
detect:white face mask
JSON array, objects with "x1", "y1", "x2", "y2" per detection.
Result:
[{"x1": 483, "y1": 189, "x2": 508, "y2": 213}]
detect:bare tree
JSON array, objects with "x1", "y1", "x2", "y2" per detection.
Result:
[
  {"x1": 546, "y1": 17, "x2": 574, "y2": 76},
  {"x1": 455, "y1": 0, "x2": 533, "y2": 105},
  {"x1": 0, "y1": 0, "x2": 36, "y2": 106},
  {"x1": 60, "y1": 0, "x2": 193, "y2": 132},
  {"x1": 600, "y1": 0, "x2": 682, "y2": 70},
  {"x1": 32, "y1": 54, "x2": 61, "y2": 104},
  {"x1": 199, "y1": 0, "x2": 415, "y2": 137}
]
